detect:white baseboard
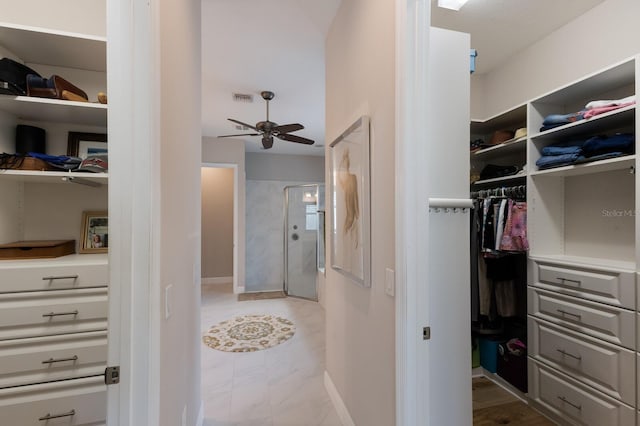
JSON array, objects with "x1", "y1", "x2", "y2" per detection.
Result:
[
  {"x1": 196, "y1": 400, "x2": 203, "y2": 426},
  {"x1": 202, "y1": 276, "x2": 233, "y2": 285},
  {"x1": 234, "y1": 285, "x2": 245, "y2": 294},
  {"x1": 324, "y1": 370, "x2": 355, "y2": 426}
]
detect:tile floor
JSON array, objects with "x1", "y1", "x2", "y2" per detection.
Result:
[{"x1": 200, "y1": 284, "x2": 342, "y2": 426}]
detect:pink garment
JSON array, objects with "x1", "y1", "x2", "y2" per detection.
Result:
[
  {"x1": 583, "y1": 101, "x2": 635, "y2": 119},
  {"x1": 500, "y1": 200, "x2": 529, "y2": 251}
]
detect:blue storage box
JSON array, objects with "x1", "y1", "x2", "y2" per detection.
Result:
[{"x1": 479, "y1": 337, "x2": 501, "y2": 373}]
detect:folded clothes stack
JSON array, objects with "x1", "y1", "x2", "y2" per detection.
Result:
[
  {"x1": 539, "y1": 95, "x2": 636, "y2": 132},
  {"x1": 536, "y1": 133, "x2": 635, "y2": 170},
  {"x1": 27, "y1": 152, "x2": 108, "y2": 173}
]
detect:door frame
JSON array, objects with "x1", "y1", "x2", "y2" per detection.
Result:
[
  {"x1": 395, "y1": 0, "x2": 431, "y2": 424},
  {"x1": 202, "y1": 163, "x2": 239, "y2": 293},
  {"x1": 283, "y1": 183, "x2": 320, "y2": 301}
]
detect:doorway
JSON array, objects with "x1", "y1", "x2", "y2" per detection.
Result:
[
  {"x1": 201, "y1": 163, "x2": 238, "y2": 291},
  {"x1": 284, "y1": 184, "x2": 322, "y2": 300}
]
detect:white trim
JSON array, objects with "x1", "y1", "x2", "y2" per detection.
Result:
[
  {"x1": 202, "y1": 276, "x2": 233, "y2": 285},
  {"x1": 324, "y1": 371, "x2": 355, "y2": 426},
  {"x1": 395, "y1": 1, "x2": 430, "y2": 425},
  {"x1": 196, "y1": 400, "x2": 204, "y2": 426}
]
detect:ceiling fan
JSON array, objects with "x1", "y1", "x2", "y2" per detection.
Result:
[{"x1": 218, "y1": 91, "x2": 315, "y2": 149}]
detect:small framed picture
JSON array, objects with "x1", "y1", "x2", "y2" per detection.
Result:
[
  {"x1": 80, "y1": 211, "x2": 108, "y2": 253},
  {"x1": 67, "y1": 132, "x2": 107, "y2": 159}
]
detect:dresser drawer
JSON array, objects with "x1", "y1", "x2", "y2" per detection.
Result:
[
  {"x1": 529, "y1": 318, "x2": 635, "y2": 405},
  {"x1": 0, "y1": 331, "x2": 107, "y2": 389},
  {"x1": 532, "y1": 261, "x2": 635, "y2": 309},
  {"x1": 529, "y1": 359, "x2": 635, "y2": 426},
  {"x1": 0, "y1": 288, "x2": 108, "y2": 340},
  {"x1": 0, "y1": 376, "x2": 105, "y2": 425},
  {"x1": 528, "y1": 287, "x2": 635, "y2": 349},
  {"x1": 0, "y1": 255, "x2": 108, "y2": 293}
]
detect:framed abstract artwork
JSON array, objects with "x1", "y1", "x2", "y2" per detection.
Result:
[{"x1": 329, "y1": 116, "x2": 370, "y2": 287}]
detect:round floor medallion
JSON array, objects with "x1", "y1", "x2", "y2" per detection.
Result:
[{"x1": 202, "y1": 314, "x2": 295, "y2": 352}]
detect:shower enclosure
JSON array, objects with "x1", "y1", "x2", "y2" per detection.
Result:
[{"x1": 284, "y1": 184, "x2": 324, "y2": 300}]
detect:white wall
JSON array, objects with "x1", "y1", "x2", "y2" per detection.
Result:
[
  {"x1": 201, "y1": 167, "x2": 234, "y2": 279},
  {"x1": 0, "y1": 0, "x2": 106, "y2": 36},
  {"x1": 474, "y1": 0, "x2": 640, "y2": 118},
  {"x1": 202, "y1": 137, "x2": 246, "y2": 292},
  {"x1": 246, "y1": 152, "x2": 325, "y2": 182},
  {"x1": 158, "y1": 0, "x2": 202, "y2": 424},
  {"x1": 325, "y1": 0, "x2": 396, "y2": 424}
]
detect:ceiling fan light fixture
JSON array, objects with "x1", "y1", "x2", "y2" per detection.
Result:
[{"x1": 437, "y1": 0, "x2": 469, "y2": 11}]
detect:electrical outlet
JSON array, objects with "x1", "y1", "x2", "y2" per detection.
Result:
[
  {"x1": 385, "y1": 268, "x2": 395, "y2": 297},
  {"x1": 165, "y1": 284, "x2": 173, "y2": 319}
]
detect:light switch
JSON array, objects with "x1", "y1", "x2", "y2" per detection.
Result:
[{"x1": 385, "y1": 268, "x2": 395, "y2": 297}]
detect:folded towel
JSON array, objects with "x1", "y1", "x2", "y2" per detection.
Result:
[{"x1": 585, "y1": 95, "x2": 635, "y2": 110}]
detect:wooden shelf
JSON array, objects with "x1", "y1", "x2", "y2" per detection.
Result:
[
  {"x1": 530, "y1": 155, "x2": 635, "y2": 178},
  {"x1": 0, "y1": 169, "x2": 107, "y2": 186},
  {"x1": 0, "y1": 95, "x2": 107, "y2": 127},
  {"x1": 0, "y1": 22, "x2": 106, "y2": 72}
]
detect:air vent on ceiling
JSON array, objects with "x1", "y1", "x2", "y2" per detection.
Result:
[
  {"x1": 234, "y1": 124, "x2": 250, "y2": 131},
  {"x1": 232, "y1": 93, "x2": 254, "y2": 103}
]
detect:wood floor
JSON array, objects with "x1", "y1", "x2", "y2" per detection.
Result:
[{"x1": 473, "y1": 377, "x2": 556, "y2": 425}]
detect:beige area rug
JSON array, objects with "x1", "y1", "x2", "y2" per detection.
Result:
[
  {"x1": 202, "y1": 314, "x2": 295, "y2": 353},
  {"x1": 237, "y1": 291, "x2": 287, "y2": 301}
]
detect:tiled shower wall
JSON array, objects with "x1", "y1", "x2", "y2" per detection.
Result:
[{"x1": 245, "y1": 180, "x2": 320, "y2": 292}]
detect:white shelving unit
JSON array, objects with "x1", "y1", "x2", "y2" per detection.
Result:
[
  {"x1": 0, "y1": 22, "x2": 109, "y2": 424},
  {"x1": 525, "y1": 55, "x2": 639, "y2": 426}
]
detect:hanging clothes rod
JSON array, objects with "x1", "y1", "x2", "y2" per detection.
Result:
[
  {"x1": 428, "y1": 197, "x2": 473, "y2": 213},
  {"x1": 470, "y1": 184, "x2": 526, "y2": 199}
]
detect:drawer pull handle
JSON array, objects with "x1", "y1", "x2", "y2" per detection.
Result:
[
  {"x1": 39, "y1": 409, "x2": 76, "y2": 421},
  {"x1": 42, "y1": 355, "x2": 78, "y2": 364},
  {"x1": 42, "y1": 310, "x2": 79, "y2": 318},
  {"x1": 42, "y1": 275, "x2": 79, "y2": 281},
  {"x1": 557, "y1": 348, "x2": 582, "y2": 360},
  {"x1": 557, "y1": 396, "x2": 582, "y2": 410},
  {"x1": 556, "y1": 309, "x2": 582, "y2": 319},
  {"x1": 557, "y1": 277, "x2": 581, "y2": 285}
]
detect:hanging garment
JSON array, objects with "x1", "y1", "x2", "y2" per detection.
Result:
[
  {"x1": 500, "y1": 201, "x2": 528, "y2": 251},
  {"x1": 494, "y1": 199, "x2": 508, "y2": 251}
]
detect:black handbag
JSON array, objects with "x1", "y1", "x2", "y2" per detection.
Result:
[{"x1": 0, "y1": 58, "x2": 41, "y2": 96}]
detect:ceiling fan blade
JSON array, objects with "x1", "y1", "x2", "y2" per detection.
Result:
[
  {"x1": 227, "y1": 118, "x2": 259, "y2": 131},
  {"x1": 273, "y1": 123, "x2": 304, "y2": 134},
  {"x1": 276, "y1": 133, "x2": 315, "y2": 145},
  {"x1": 261, "y1": 136, "x2": 274, "y2": 149},
  {"x1": 217, "y1": 133, "x2": 260, "y2": 138}
]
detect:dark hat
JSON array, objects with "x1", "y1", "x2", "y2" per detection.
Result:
[{"x1": 15, "y1": 125, "x2": 46, "y2": 154}]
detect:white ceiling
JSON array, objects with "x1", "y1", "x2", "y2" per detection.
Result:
[
  {"x1": 431, "y1": 0, "x2": 605, "y2": 75},
  {"x1": 201, "y1": 0, "x2": 605, "y2": 156}
]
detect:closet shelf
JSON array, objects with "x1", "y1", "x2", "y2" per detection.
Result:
[
  {"x1": 0, "y1": 170, "x2": 107, "y2": 185},
  {"x1": 0, "y1": 95, "x2": 107, "y2": 127},
  {"x1": 529, "y1": 105, "x2": 635, "y2": 142},
  {"x1": 470, "y1": 137, "x2": 526, "y2": 159},
  {"x1": 530, "y1": 155, "x2": 635, "y2": 178},
  {"x1": 0, "y1": 22, "x2": 106, "y2": 72},
  {"x1": 472, "y1": 174, "x2": 526, "y2": 186},
  {"x1": 0, "y1": 253, "x2": 108, "y2": 268}
]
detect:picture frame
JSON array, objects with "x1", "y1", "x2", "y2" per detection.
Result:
[
  {"x1": 67, "y1": 132, "x2": 107, "y2": 159},
  {"x1": 329, "y1": 116, "x2": 371, "y2": 287},
  {"x1": 80, "y1": 211, "x2": 108, "y2": 254}
]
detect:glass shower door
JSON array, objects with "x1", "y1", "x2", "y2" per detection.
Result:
[{"x1": 284, "y1": 185, "x2": 318, "y2": 300}]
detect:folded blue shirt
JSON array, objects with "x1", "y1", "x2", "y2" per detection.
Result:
[{"x1": 536, "y1": 153, "x2": 581, "y2": 169}]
